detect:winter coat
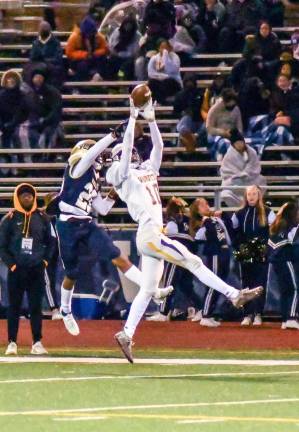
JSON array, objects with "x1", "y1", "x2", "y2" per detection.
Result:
[{"x1": 0, "y1": 183, "x2": 55, "y2": 268}]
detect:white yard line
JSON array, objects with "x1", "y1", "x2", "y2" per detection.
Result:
[
  {"x1": 53, "y1": 416, "x2": 107, "y2": 422},
  {"x1": 1, "y1": 370, "x2": 299, "y2": 385},
  {"x1": 1, "y1": 398, "x2": 299, "y2": 417},
  {"x1": 177, "y1": 419, "x2": 226, "y2": 424},
  {"x1": 1, "y1": 356, "x2": 299, "y2": 366}
]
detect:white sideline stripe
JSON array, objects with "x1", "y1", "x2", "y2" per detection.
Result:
[
  {"x1": 1, "y1": 356, "x2": 299, "y2": 366},
  {"x1": 1, "y1": 398, "x2": 299, "y2": 417},
  {"x1": 53, "y1": 416, "x2": 107, "y2": 422},
  {"x1": 177, "y1": 419, "x2": 226, "y2": 424},
  {"x1": 1, "y1": 370, "x2": 299, "y2": 385}
]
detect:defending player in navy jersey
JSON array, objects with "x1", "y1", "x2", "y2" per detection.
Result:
[{"x1": 56, "y1": 126, "x2": 172, "y2": 336}]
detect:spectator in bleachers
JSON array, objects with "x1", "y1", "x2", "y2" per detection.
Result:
[
  {"x1": 276, "y1": 49, "x2": 299, "y2": 84},
  {"x1": 174, "y1": 74, "x2": 204, "y2": 150},
  {"x1": 107, "y1": 16, "x2": 141, "y2": 79},
  {"x1": 0, "y1": 70, "x2": 25, "y2": 174},
  {"x1": 232, "y1": 185, "x2": 275, "y2": 326},
  {"x1": 18, "y1": 69, "x2": 62, "y2": 159},
  {"x1": 190, "y1": 197, "x2": 233, "y2": 327},
  {"x1": 238, "y1": 77, "x2": 270, "y2": 130},
  {"x1": 231, "y1": 46, "x2": 272, "y2": 92},
  {"x1": 171, "y1": 11, "x2": 207, "y2": 62},
  {"x1": 255, "y1": 21, "x2": 281, "y2": 62},
  {"x1": 66, "y1": 16, "x2": 109, "y2": 81},
  {"x1": 268, "y1": 201, "x2": 299, "y2": 330},
  {"x1": 291, "y1": 30, "x2": 299, "y2": 61},
  {"x1": 29, "y1": 21, "x2": 65, "y2": 89},
  {"x1": 262, "y1": 0, "x2": 285, "y2": 26},
  {"x1": 220, "y1": 129, "x2": 266, "y2": 207},
  {"x1": 201, "y1": 73, "x2": 227, "y2": 122},
  {"x1": 148, "y1": 40, "x2": 182, "y2": 104},
  {"x1": 245, "y1": 74, "x2": 295, "y2": 155},
  {"x1": 197, "y1": 0, "x2": 227, "y2": 53},
  {"x1": 135, "y1": 0, "x2": 176, "y2": 80},
  {"x1": 142, "y1": 0, "x2": 176, "y2": 42},
  {"x1": 206, "y1": 88, "x2": 243, "y2": 160},
  {"x1": 0, "y1": 183, "x2": 55, "y2": 355},
  {"x1": 218, "y1": 0, "x2": 265, "y2": 53}
]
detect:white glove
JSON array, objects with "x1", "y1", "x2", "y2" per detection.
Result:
[
  {"x1": 140, "y1": 98, "x2": 156, "y2": 122},
  {"x1": 129, "y1": 97, "x2": 139, "y2": 119}
]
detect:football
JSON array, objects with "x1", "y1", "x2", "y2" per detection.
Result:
[{"x1": 131, "y1": 83, "x2": 152, "y2": 108}]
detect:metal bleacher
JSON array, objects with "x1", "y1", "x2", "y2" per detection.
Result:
[{"x1": 0, "y1": 5, "x2": 299, "y2": 226}]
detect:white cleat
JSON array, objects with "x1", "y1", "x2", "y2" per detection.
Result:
[
  {"x1": 241, "y1": 316, "x2": 252, "y2": 326},
  {"x1": 52, "y1": 308, "x2": 63, "y2": 320},
  {"x1": 61, "y1": 309, "x2": 80, "y2": 336},
  {"x1": 232, "y1": 286, "x2": 263, "y2": 309},
  {"x1": 253, "y1": 314, "x2": 262, "y2": 326},
  {"x1": 283, "y1": 320, "x2": 299, "y2": 330},
  {"x1": 200, "y1": 317, "x2": 220, "y2": 327},
  {"x1": 153, "y1": 286, "x2": 174, "y2": 302},
  {"x1": 146, "y1": 312, "x2": 169, "y2": 322},
  {"x1": 5, "y1": 342, "x2": 17, "y2": 356},
  {"x1": 30, "y1": 341, "x2": 48, "y2": 355},
  {"x1": 281, "y1": 322, "x2": 287, "y2": 330}
]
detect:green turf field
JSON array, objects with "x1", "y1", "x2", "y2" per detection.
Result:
[{"x1": 0, "y1": 349, "x2": 299, "y2": 432}]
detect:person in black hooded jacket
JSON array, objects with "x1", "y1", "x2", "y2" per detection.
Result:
[
  {"x1": 0, "y1": 183, "x2": 55, "y2": 356},
  {"x1": 18, "y1": 68, "x2": 62, "y2": 161},
  {"x1": 0, "y1": 70, "x2": 27, "y2": 172}
]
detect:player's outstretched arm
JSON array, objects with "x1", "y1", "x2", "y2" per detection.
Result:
[
  {"x1": 91, "y1": 189, "x2": 117, "y2": 216},
  {"x1": 118, "y1": 99, "x2": 138, "y2": 180},
  {"x1": 71, "y1": 132, "x2": 117, "y2": 178},
  {"x1": 141, "y1": 100, "x2": 163, "y2": 172}
]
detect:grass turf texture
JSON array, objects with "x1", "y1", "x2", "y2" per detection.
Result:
[{"x1": 0, "y1": 350, "x2": 299, "y2": 432}]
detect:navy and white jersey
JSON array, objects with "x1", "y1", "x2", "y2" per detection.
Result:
[
  {"x1": 232, "y1": 205, "x2": 275, "y2": 247},
  {"x1": 165, "y1": 215, "x2": 190, "y2": 239},
  {"x1": 268, "y1": 225, "x2": 298, "y2": 263},
  {"x1": 58, "y1": 165, "x2": 100, "y2": 221},
  {"x1": 195, "y1": 213, "x2": 232, "y2": 256}
]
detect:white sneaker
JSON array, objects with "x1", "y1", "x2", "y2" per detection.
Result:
[
  {"x1": 241, "y1": 316, "x2": 252, "y2": 326},
  {"x1": 52, "y1": 308, "x2": 63, "y2": 320},
  {"x1": 191, "y1": 310, "x2": 203, "y2": 322},
  {"x1": 200, "y1": 317, "x2": 220, "y2": 327},
  {"x1": 284, "y1": 320, "x2": 299, "y2": 330},
  {"x1": 61, "y1": 309, "x2": 80, "y2": 336},
  {"x1": 5, "y1": 342, "x2": 17, "y2": 355},
  {"x1": 31, "y1": 341, "x2": 48, "y2": 355},
  {"x1": 146, "y1": 312, "x2": 169, "y2": 321},
  {"x1": 253, "y1": 314, "x2": 262, "y2": 326}
]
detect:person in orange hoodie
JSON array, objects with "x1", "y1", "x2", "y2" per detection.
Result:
[
  {"x1": 0, "y1": 183, "x2": 55, "y2": 356},
  {"x1": 66, "y1": 15, "x2": 109, "y2": 81}
]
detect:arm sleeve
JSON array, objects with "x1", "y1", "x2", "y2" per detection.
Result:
[
  {"x1": 268, "y1": 210, "x2": 276, "y2": 225},
  {"x1": 149, "y1": 121, "x2": 163, "y2": 173},
  {"x1": 118, "y1": 116, "x2": 136, "y2": 181},
  {"x1": 0, "y1": 215, "x2": 15, "y2": 268},
  {"x1": 194, "y1": 227, "x2": 207, "y2": 241},
  {"x1": 231, "y1": 213, "x2": 239, "y2": 229},
  {"x1": 165, "y1": 221, "x2": 178, "y2": 235},
  {"x1": 92, "y1": 194, "x2": 115, "y2": 216},
  {"x1": 43, "y1": 218, "x2": 56, "y2": 262},
  {"x1": 71, "y1": 133, "x2": 116, "y2": 179}
]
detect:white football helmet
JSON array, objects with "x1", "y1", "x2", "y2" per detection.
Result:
[{"x1": 111, "y1": 143, "x2": 142, "y2": 166}]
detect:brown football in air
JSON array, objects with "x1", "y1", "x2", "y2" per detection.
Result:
[{"x1": 131, "y1": 83, "x2": 152, "y2": 108}]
